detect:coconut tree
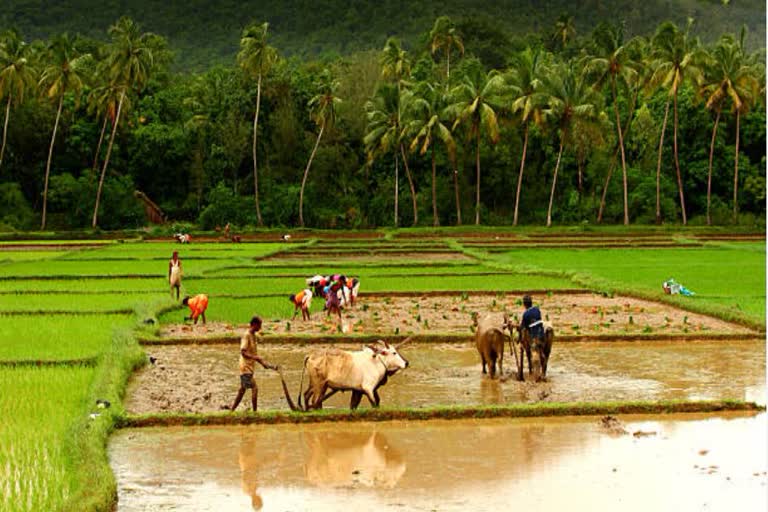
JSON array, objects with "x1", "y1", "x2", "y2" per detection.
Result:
[
  {"x1": 508, "y1": 47, "x2": 546, "y2": 226},
  {"x1": 39, "y1": 35, "x2": 91, "y2": 229},
  {"x1": 298, "y1": 70, "x2": 340, "y2": 227},
  {"x1": 379, "y1": 37, "x2": 413, "y2": 225},
  {"x1": 585, "y1": 22, "x2": 639, "y2": 225},
  {"x1": 364, "y1": 83, "x2": 418, "y2": 225},
  {"x1": 648, "y1": 20, "x2": 704, "y2": 225},
  {"x1": 92, "y1": 17, "x2": 155, "y2": 228},
  {"x1": 541, "y1": 62, "x2": 601, "y2": 227},
  {"x1": 404, "y1": 81, "x2": 457, "y2": 226},
  {"x1": 0, "y1": 30, "x2": 36, "y2": 171},
  {"x1": 447, "y1": 63, "x2": 506, "y2": 225},
  {"x1": 237, "y1": 21, "x2": 277, "y2": 226},
  {"x1": 552, "y1": 14, "x2": 577, "y2": 49},
  {"x1": 87, "y1": 79, "x2": 125, "y2": 172},
  {"x1": 428, "y1": 16, "x2": 464, "y2": 85}
]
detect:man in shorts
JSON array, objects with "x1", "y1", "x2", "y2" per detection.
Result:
[{"x1": 228, "y1": 316, "x2": 277, "y2": 412}]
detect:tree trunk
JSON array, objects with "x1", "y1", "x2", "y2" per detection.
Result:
[
  {"x1": 733, "y1": 108, "x2": 740, "y2": 222},
  {"x1": 446, "y1": 48, "x2": 451, "y2": 84},
  {"x1": 672, "y1": 91, "x2": 687, "y2": 225},
  {"x1": 253, "y1": 73, "x2": 264, "y2": 226},
  {"x1": 41, "y1": 96, "x2": 64, "y2": 230},
  {"x1": 400, "y1": 144, "x2": 418, "y2": 226},
  {"x1": 474, "y1": 130, "x2": 481, "y2": 225},
  {"x1": 298, "y1": 123, "x2": 324, "y2": 227},
  {"x1": 453, "y1": 165, "x2": 462, "y2": 225},
  {"x1": 655, "y1": 99, "x2": 670, "y2": 224},
  {"x1": 706, "y1": 107, "x2": 721, "y2": 226},
  {"x1": 513, "y1": 122, "x2": 529, "y2": 226},
  {"x1": 92, "y1": 114, "x2": 108, "y2": 171},
  {"x1": 546, "y1": 138, "x2": 565, "y2": 228},
  {"x1": 92, "y1": 89, "x2": 126, "y2": 228},
  {"x1": 597, "y1": 87, "x2": 640, "y2": 223},
  {"x1": 0, "y1": 95, "x2": 11, "y2": 170},
  {"x1": 394, "y1": 151, "x2": 399, "y2": 227},
  {"x1": 431, "y1": 145, "x2": 439, "y2": 226},
  {"x1": 577, "y1": 158, "x2": 584, "y2": 194},
  {"x1": 611, "y1": 77, "x2": 629, "y2": 225}
]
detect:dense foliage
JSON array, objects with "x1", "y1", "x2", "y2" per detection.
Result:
[{"x1": 0, "y1": 11, "x2": 764, "y2": 230}]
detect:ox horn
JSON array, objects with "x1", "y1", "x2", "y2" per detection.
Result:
[{"x1": 395, "y1": 336, "x2": 413, "y2": 349}]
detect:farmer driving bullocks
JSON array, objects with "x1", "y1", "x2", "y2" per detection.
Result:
[{"x1": 519, "y1": 295, "x2": 544, "y2": 342}]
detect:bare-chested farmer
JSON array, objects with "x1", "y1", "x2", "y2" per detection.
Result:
[
  {"x1": 168, "y1": 251, "x2": 182, "y2": 300},
  {"x1": 228, "y1": 316, "x2": 277, "y2": 412}
]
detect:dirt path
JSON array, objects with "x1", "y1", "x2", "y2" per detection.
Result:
[{"x1": 159, "y1": 292, "x2": 756, "y2": 340}]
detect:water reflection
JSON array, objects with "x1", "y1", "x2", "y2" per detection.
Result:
[{"x1": 302, "y1": 431, "x2": 406, "y2": 488}]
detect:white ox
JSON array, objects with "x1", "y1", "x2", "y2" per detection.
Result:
[{"x1": 298, "y1": 341, "x2": 408, "y2": 410}]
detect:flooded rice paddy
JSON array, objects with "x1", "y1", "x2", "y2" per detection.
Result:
[
  {"x1": 159, "y1": 292, "x2": 757, "y2": 339},
  {"x1": 128, "y1": 340, "x2": 765, "y2": 413},
  {"x1": 110, "y1": 413, "x2": 767, "y2": 511}
]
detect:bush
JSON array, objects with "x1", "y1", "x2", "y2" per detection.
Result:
[
  {"x1": 197, "y1": 182, "x2": 257, "y2": 229},
  {"x1": 0, "y1": 182, "x2": 34, "y2": 230}
]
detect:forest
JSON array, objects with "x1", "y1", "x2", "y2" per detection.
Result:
[{"x1": 0, "y1": 10, "x2": 765, "y2": 230}]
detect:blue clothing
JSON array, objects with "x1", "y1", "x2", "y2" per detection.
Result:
[{"x1": 521, "y1": 306, "x2": 544, "y2": 340}]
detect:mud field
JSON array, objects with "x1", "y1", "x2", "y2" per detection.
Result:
[
  {"x1": 127, "y1": 340, "x2": 765, "y2": 414},
  {"x1": 110, "y1": 413, "x2": 767, "y2": 512},
  {"x1": 158, "y1": 292, "x2": 757, "y2": 339}
]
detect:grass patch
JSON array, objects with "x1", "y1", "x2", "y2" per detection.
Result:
[
  {"x1": 0, "y1": 292, "x2": 172, "y2": 313},
  {"x1": 0, "y1": 366, "x2": 95, "y2": 512},
  {"x1": 0, "y1": 314, "x2": 135, "y2": 361},
  {"x1": 117, "y1": 399, "x2": 764, "y2": 428},
  {"x1": 485, "y1": 246, "x2": 766, "y2": 328}
]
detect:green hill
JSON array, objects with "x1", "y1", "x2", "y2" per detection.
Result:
[{"x1": 2, "y1": 0, "x2": 765, "y2": 71}]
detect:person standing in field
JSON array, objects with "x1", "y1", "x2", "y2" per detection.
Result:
[
  {"x1": 519, "y1": 295, "x2": 544, "y2": 342},
  {"x1": 228, "y1": 316, "x2": 278, "y2": 412},
  {"x1": 182, "y1": 294, "x2": 208, "y2": 325},
  {"x1": 289, "y1": 289, "x2": 313, "y2": 320},
  {"x1": 168, "y1": 251, "x2": 182, "y2": 300}
]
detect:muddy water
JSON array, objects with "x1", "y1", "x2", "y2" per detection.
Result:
[
  {"x1": 128, "y1": 340, "x2": 766, "y2": 413},
  {"x1": 110, "y1": 413, "x2": 767, "y2": 511}
]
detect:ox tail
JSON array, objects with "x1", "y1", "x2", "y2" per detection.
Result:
[{"x1": 297, "y1": 355, "x2": 309, "y2": 411}]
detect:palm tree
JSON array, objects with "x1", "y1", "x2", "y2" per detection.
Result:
[
  {"x1": 405, "y1": 81, "x2": 457, "y2": 226},
  {"x1": 298, "y1": 70, "x2": 340, "y2": 227},
  {"x1": 428, "y1": 16, "x2": 464, "y2": 85},
  {"x1": 447, "y1": 63, "x2": 506, "y2": 225},
  {"x1": 648, "y1": 20, "x2": 704, "y2": 225},
  {"x1": 586, "y1": 23, "x2": 638, "y2": 225},
  {"x1": 552, "y1": 14, "x2": 577, "y2": 49},
  {"x1": 39, "y1": 35, "x2": 91, "y2": 229},
  {"x1": 541, "y1": 62, "x2": 601, "y2": 227},
  {"x1": 92, "y1": 17, "x2": 155, "y2": 228},
  {"x1": 238, "y1": 21, "x2": 277, "y2": 226},
  {"x1": 379, "y1": 37, "x2": 413, "y2": 225},
  {"x1": 87, "y1": 80, "x2": 125, "y2": 172},
  {"x1": 364, "y1": 83, "x2": 418, "y2": 225},
  {"x1": 0, "y1": 30, "x2": 36, "y2": 171},
  {"x1": 508, "y1": 47, "x2": 546, "y2": 226}
]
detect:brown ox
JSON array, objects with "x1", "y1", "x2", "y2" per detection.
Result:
[
  {"x1": 297, "y1": 340, "x2": 409, "y2": 410},
  {"x1": 504, "y1": 316, "x2": 554, "y2": 382},
  {"x1": 473, "y1": 314, "x2": 507, "y2": 379}
]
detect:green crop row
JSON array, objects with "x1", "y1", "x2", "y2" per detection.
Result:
[
  {"x1": 63, "y1": 241, "x2": 288, "y2": 259},
  {"x1": 0, "y1": 366, "x2": 95, "y2": 512},
  {"x1": 0, "y1": 314, "x2": 135, "y2": 361},
  {"x1": 0, "y1": 293, "x2": 172, "y2": 313}
]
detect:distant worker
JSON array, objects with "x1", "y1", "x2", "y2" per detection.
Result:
[
  {"x1": 168, "y1": 251, "x2": 182, "y2": 300},
  {"x1": 324, "y1": 284, "x2": 342, "y2": 322},
  {"x1": 228, "y1": 316, "x2": 277, "y2": 412},
  {"x1": 182, "y1": 294, "x2": 208, "y2": 325},
  {"x1": 290, "y1": 289, "x2": 313, "y2": 321},
  {"x1": 519, "y1": 295, "x2": 544, "y2": 342},
  {"x1": 344, "y1": 277, "x2": 360, "y2": 307}
]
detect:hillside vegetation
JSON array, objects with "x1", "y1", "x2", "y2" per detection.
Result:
[{"x1": 2, "y1": 0, "x2": 765, "y2": 70}]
